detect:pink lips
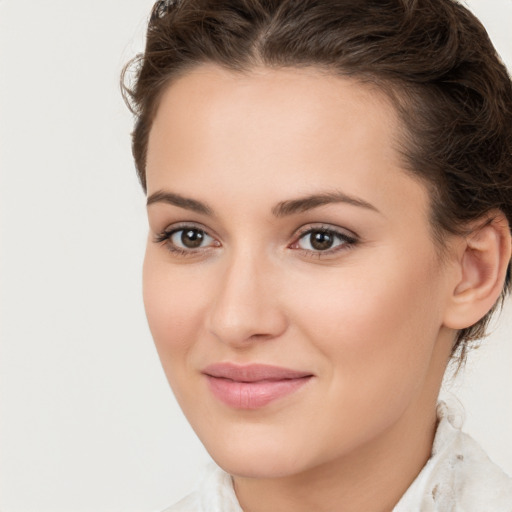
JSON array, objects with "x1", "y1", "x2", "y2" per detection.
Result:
[{"x1": 202, "y1": 363, "x2": 313, "y2": 410}]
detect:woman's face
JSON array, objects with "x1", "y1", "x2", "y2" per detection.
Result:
[{"x1": 143, "y1": 65, "x2": 457, "y2": 478}]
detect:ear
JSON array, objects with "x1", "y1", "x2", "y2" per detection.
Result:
[{"x1": 443, "y1": 212, "x2": 511, "y2": 330}]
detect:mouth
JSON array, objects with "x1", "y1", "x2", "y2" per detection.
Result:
[{"x1": 202, "y1": 363, "x2": 314, "y2": 410}]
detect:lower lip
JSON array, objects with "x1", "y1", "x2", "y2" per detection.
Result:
[{"x1": 205, "y1": 375, "x2": 312, "y2": 410}]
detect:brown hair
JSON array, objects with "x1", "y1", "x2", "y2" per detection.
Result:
[{"x1": 122, "y1": 0, "x2": 512, "y2": 363}]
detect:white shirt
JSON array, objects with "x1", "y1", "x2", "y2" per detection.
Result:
[{"x1": 163, "y1": 400, "x2": 512, "y2": 511}]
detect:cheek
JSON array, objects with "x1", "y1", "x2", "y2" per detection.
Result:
[
  {"x1": 287, "y1": 251, "x2": 444, "y2": 391},
  {"x1": 142, "y1": 248, "x2": 208, "y2": 368},
  {"x1": 275, "y1": 258, "x2": 445, "y2": 451}
]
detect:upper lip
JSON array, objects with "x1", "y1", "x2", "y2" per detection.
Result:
[{"x1": 202, "y1": 363, "x2": 313, "y2": 382}]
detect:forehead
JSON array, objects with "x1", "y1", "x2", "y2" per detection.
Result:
[
  {"x1": 149, "y1": 64, "x2": 400, "y2": 154},
  {"x1": 146, "y1": 64, "x2": 429, "y2": 223}
]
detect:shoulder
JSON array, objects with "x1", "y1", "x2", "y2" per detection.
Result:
[
  {"x1": 395, "y1": 399, "x2": 512, "y2": 511},
  {"x1": 438, "y1": 429, "x2": 512, "y2": 510},
  {"x1": 160, "y1": 462, "x2": 242, "y2": 512}
]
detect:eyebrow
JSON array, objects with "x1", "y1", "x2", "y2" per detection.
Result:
[
  {"x1": 146, "y1": 189, "x2": 380, "y2": 217},
  {"x1": 271, "y1": 191, "x2": 380, "y2": 217},
  {"x1": 147, "y1": 190, "x2": 214, "y2": 216}
]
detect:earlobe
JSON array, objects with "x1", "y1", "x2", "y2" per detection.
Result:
[{"x1": 443, "y1": 213, "x2": 511, "y2": 330}]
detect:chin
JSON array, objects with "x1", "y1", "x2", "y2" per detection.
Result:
[
  {"x1": 211, "y1": 448, "x2": 309, "y2": 480},
  {"x1": 195, "y1": 420, "x2": 325, "y2": 479}
]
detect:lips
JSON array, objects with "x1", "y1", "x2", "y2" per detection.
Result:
[{"x1": 202, "y1": 363, "x2": 313, "y2": 409}]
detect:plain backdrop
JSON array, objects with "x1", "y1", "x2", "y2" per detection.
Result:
[{"x1": 0, "y1": 1, "x2": 511, "y2": 511}]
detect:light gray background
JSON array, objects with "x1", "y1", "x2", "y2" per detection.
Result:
[{"x1": 0, "y1": 1, "x2": 511, "y2": 511}]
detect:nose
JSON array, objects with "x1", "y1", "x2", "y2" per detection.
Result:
[{"x1": 206, "y1": 249, "x2": 288, "y2": 348}]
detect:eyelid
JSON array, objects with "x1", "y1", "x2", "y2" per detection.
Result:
[
  {"x1": 292, "y1": 223, "x2": 358, "y2": 242},
  {"x1": 289, "y1": 223, "x2": 359, "y2": 256},
  {"x1": 154, "y1": 221, "x2": 216, "y2": 239},
  {"x1": 153, "y1": 222, "x2": 221, "y2": 253}
]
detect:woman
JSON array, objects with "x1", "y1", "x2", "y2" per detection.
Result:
[{"x1": 123, "y1": 0, "x2": 512, "y2": 510}]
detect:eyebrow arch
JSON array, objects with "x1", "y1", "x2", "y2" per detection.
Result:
[
  {"x1": 146, "y1": 190, "x2": 214, "y2": 216},
  {"x1": 272, "y1": 191, "x2": 380, "y2": 217},
  {"x1": 146, "y1": 189, "x2": 380, "y2": 218}
]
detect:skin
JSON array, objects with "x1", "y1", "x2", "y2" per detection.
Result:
[{"x1": 142, "y1": 64, "x2": 489, "y2": 512}]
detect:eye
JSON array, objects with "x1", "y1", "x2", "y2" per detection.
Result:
[
  {"x1": 170, "y1": 228, "x2": 214, "y2": 249},
  {"x1": 293, "y1": 227, "x2": 357, "y2": 253},
  {"x1": 154, "y1": 225, "x2": 219, "y2": 254}
]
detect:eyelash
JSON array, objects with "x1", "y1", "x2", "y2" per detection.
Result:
[
  {"x1": 153, "y1": 223, "x2": 359, "y2": 259},
  {"x1": 153, "y1": 223, "x2": 218, "y2": 257},
  {"x1": 291, "y1": 225, "x2": 358, "y2": 258}
]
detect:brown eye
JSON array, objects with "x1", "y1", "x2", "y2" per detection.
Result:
[
  {"x1": 170, "y1": 228, "x2": 215, "y2": 249},
  {"x1": 181, "y1": 229, "x2": 204, "y2": 248},
  {"x1": 296, "y1": 228, "x2": 355, "y2": 252},
  {"x1": 310, "y1": 231, "x2": 335, "y2": 250}
]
